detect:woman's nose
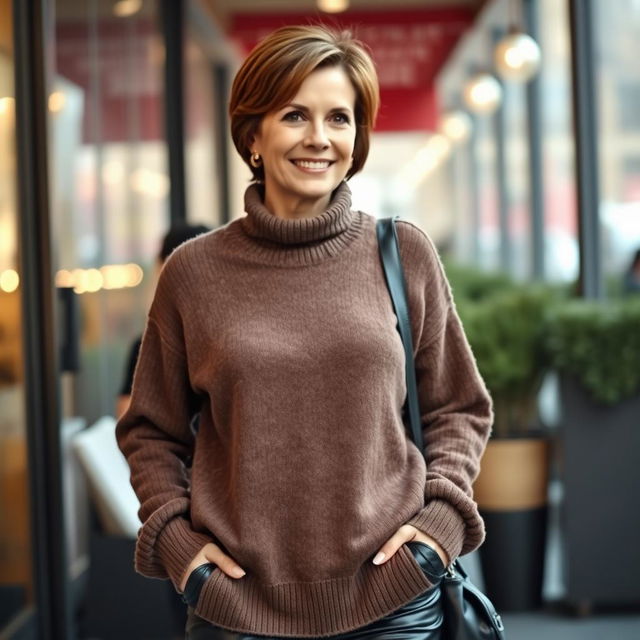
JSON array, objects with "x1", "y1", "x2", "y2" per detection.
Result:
[{"x1": 304, "y1": 122, "x2": 330, "y2": 148}]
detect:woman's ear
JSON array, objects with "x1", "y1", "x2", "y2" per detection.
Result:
[{"x1": 250, "y1": 123, "x2": 262, "y2": 155}]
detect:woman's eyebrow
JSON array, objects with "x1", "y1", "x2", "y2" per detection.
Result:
[{"x1": 284, "y1": 102, "x2": 354, "y2": 115}]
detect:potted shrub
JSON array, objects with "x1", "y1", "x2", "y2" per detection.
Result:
[
  {"x1": 447, "y1": 264, "x2": 559, "y2": 611},
  {"x1": 544, "y1": 297, "x2": 640, "y2": 611}
]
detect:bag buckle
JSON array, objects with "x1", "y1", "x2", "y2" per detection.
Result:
[{"x1": 494, "y1": 613, "x2": 505, "y2": 631}]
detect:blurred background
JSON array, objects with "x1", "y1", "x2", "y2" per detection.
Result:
[{"x1": 1, "y1": 0, "x2": 639, "y2": 638}]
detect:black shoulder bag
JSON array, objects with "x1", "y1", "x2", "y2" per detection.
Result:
[{"x1": 376, "y1": 216, "x2": 506, "y2": 640}]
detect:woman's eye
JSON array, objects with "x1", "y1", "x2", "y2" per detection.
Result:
[
  {"x1": 282, "y1": 111, "x2": 350, "y2": 124},
  {"x1": 332, "y1": 113, "x2": 350, "y2": 124},
  {"x1": 283, "y1": 111, "x2": 304, "y2": 122}
]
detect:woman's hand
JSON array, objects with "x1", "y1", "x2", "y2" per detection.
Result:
[
  {"x1": 372, "y1": 524, "x2": 449, "y2": 569},
  {"x1": 179, "y1": 542, "x2": 246, "y2": 592}
]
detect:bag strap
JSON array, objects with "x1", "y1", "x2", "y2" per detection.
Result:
[
  {"x1": 377, "y1": 218, "x2": 503, "y2": 634},
  {"x1": 375, "y1": 216, "x2": 424, "y2": 454},
  {"x1": 377, "y1": 216, "x2": 459, "y2": 573}
]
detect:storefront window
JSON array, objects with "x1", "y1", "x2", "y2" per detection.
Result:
[
  {"x1": 475, "y1": 110, "x2": 500, "y2": 271},
  {"x1": 50, "y1": 0, "x2": 168, "y2": 424},
  {"x1": 436, "y1": 15, "x2": 502, "y2": 272},
  {"x1": 503, "y1": 81, "x2": 531, "y2": 280},
  {"x1": 184, "y1": 13, "x2": 223, "y2": 226},
  {"x1": 0, "y1": 0, "x2": 34, "y2": 633},
  {"x1": 538, "y1": 0, "x2": 578, "y2": 283},
  {"x1": 594, "y1": 0, "x2": 640, "y2": 296},
  {"x1": 448, "y1": 138, "x2": 476, "y2": 264}
]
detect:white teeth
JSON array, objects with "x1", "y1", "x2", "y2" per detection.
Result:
[{"x1": 294, "y1": 160, "x2": 331, "y2": 169}]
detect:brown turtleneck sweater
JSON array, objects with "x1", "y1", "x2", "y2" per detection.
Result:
[{"x1": 115, "y1": 181, "x2": 492, "y2": 637}]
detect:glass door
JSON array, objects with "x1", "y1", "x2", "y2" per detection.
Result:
[{"x1": 0, "y1": 0, "x2": 35, "y2": 634}]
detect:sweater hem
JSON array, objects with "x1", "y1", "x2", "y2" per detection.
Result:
[{"x1": 191, "y1": 544, "x2": 436, "y2": 637}]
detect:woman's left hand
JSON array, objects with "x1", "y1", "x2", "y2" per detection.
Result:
[{"x1": 372, "y1": 524, "x2": 449, "y2": 568}]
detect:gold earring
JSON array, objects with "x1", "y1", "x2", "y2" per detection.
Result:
[{"x1": 250, "y1": 152, "x2": 262, "y2": 168}]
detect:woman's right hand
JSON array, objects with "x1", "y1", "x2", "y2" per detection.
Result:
[{"x1": 179, "y1": 542, "x2": 246, "y2": 592}]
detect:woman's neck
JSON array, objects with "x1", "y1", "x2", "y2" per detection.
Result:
[{"x1": 263, "y1": 189, "x2": 332, "y2": 220}]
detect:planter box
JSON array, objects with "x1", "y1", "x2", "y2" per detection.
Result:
[
  {"x1": 474, "y1": 437, "x2": 550, "y2": 612},
  {"x1": 559, "y1": 375, "x2": 640, "y2": 608}
]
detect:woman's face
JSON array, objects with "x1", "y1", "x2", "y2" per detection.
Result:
[{"x1": 251, "y1": 65, "x2": 357, "y2": 216}]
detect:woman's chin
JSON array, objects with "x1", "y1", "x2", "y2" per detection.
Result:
[{"x1": 291, "y1": 179, "x2": 343, "y2": 201}]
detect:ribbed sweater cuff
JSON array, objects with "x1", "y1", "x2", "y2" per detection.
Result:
[
  {"x1": 155, "y1": 517, "x2": 214, "y2": 592},
  {"x1": 406, "y1": 500, "x2": 466, "y2": 566}
]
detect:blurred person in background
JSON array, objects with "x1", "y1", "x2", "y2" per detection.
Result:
[
  {"x1": 623, "y1": 248, "x2": 640, "y2": 295},
  {"x1": 115, "y1": 25, "x2": 492, "y2": 640},
  {"x1": 116, "y1": 222, "x2": 210, "y2": 418}
]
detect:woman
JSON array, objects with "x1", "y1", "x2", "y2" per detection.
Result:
[{"x1": 116, "y1": 25, "x2": 492, "y2": 639}]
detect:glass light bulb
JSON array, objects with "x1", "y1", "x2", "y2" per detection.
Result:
[
  {"x1": 317, "y1": 0, "x2": 349, "y2": 13},
  {"x1": 113, "y1": 0, "x2": 142, "y2": 18},
  {"x1": 462, "y1": 73, "x2": 503, "y2": 115},
  {"x1": 494, "y1": 32, "x2": 541, "y2": 82},
  {"x1": 439, "y1": 110, "x2": 473, "y2": 145}
]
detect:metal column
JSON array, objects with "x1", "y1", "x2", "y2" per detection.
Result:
[
  {"x1": 161, "y1": 0, "x2": 187, "y2": 224},
  {"x1": 492, "y1": 29, "x2": 511, "y2": 274},
  {"x1": 569, "y1": 0, "x2": 602, "y2": 298},
  {"x1": 214, "y1": 63, "x2": 232, "y2": 224},
  {"x1": 13, "y1": 0, "x2": 71, "y2": 638},
  {"x1": 469, "y1": 114, "x2": 481, "y2": 265},
  {"x1": 524, "y1": 0, "x2": 545, "y2": 281}
]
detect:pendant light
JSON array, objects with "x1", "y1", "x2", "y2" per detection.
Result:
[
  {"x1": 113, "y1": 0, "x2": 142, "y2": 18},
  {"x1": 439, "y1": 110, "x2": 473, "y2": 146},
  {"x1": 462, "y1": 72, "x2": 503, "y2": 116},
  {"x1": 317, "y1": 0, "x2": 349, "y2": 13},
  {"x1": 494, "y1": 0, "x2": 541, "y2": 82}
]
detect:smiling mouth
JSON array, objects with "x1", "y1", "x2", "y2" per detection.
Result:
[{"x1": 290, "y1": 159, "x2": 334, "y2": 171}]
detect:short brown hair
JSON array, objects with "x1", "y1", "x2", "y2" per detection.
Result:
[{"x1": 229, "y1": 24, "x2": 380, "y2": 182}]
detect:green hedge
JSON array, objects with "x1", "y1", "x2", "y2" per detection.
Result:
[
  {"x1": 444, "y1": 262, "x2": 558, "y2": 437},
  {"x1": 445, "y1": 261, "x2": 640, "y2": 429},
  {"x1": 455, "y1": 286, "x2": 556, "y2": 437},
  {"x1": 545, "y1": 297, "x2": 640, "y2": 405},
  {"x1": 444, "y1": 262, "x2": 640, "y2": 429}
]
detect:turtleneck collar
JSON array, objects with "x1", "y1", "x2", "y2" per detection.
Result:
[{"x1": 241, "y1": 180, "x2": 355, "y2": 246}]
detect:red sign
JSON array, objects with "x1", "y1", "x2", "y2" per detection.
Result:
[{"x1": 230, "y1": 8, "x2": 474, "y2": 132}]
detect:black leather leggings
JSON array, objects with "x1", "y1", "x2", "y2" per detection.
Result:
[{"x1": 185, "y1": 542, "x2": 445, "y2": 640}]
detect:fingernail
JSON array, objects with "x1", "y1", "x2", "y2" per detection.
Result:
[
  {"x1": 372, "y1": 552, "x2": 386, "y2": 565},
  {"x1": 231, "y1": 567, "x2": 246, "y2": 578}
]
